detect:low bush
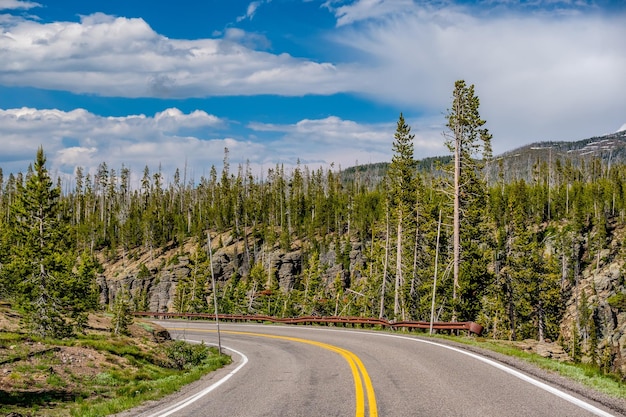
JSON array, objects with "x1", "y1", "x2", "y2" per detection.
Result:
[{"x1": 164, "y1": 340, "x2": 211, "y2": 370}]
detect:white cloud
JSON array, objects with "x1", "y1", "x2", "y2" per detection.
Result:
[
  {"x1": 0, "y1": 107, "x2": 244, "y2": 186},
  {"x1": 154, "y1": 108, "x2": 222, "y2": 132},
  {"x1": 328, "y1": 0, "x2": 415, "y2": 27},
  {"x1": 330, "y1": 2, "x2": 626, "y2": 152},
  {"x1": 0, "y1": 1, "x2": 623, "y2": 168},
  {"x1": 237, "y1": 1, "x2": 265, "y2": 22},
  {"x1": 618, "y1": 123, "x2": 626, "y2": 133},
  {"x1": 223, "y1": 27, "x2": 271, "y2": 50},
  {"x1": 249, "y1": 115, "x2": 445, "y2": 168},
  {"x1": 0, "y1": 108, "x2": 443, "y2": 186},
  {"x1": 0, "y1": 12, "x2": 347, "y2": 98},
  {"x1": 0, "y1": 0, "x2": 40, "y2": 10}
]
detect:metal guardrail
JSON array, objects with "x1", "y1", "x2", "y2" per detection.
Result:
[{"x1": 133, "y1": 312, "x2": 483, "y2": 335}]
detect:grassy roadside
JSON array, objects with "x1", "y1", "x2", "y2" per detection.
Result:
[
  {"x1": 427, "y1": 333, "x2": 626, "y2": 400},
  {"x1": 0, "y1": 311, "x2": 231, "y2": 417}
]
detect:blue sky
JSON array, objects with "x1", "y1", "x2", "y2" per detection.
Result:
[{"x1": 0, "y1": 0, "x2": 624, "y2": 185}]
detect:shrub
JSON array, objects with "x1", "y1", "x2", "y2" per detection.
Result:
[
  {"x1": 164, "y1": 341, "x2": 211, "y2": 370},
  {"x1": 607, "y1": 293, "x2": 626, "y2": 312},
  {"x1": 137, "y1": 264, "x2": 151, "y2": 280}
]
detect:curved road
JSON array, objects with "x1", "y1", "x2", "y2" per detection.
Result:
[{"x1": 124, "y1": 321, "x2": 623, "y2": 417}]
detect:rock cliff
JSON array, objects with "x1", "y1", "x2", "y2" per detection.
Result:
[
  {"x1": 559, "y1": 225, "x2": 626, "y2": 375},
  {"x1": 97, "y1": 233, "x2": 366, "y2": 313}
]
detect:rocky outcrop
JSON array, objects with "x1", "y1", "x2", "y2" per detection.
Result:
[
  {"x1": 513, "y1": 339, "x2": 572, "y2": 362},
  {"x1": 97, "y1": 234, "x2": 365, "y2": 313},
  {"x1": 559, "y1": 229, "x2": 626, "y2": 375}
]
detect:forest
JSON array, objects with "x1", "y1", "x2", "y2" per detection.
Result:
[{"x1": 1, "y1": 81, "x2": 625, "y2": 372}]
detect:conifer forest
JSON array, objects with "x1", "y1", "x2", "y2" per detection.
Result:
[{"x1": 1, "y1": 81, "x2": 626, "y2": 374}]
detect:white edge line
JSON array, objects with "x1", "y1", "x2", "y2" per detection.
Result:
[
  {"x1": 152, "y1": 322, "x2": 616, "y2": 417},
  {"x1": 203, "y1": 323, "x2": 616, "y2": 417},
  {"x1": 382, "y1": 333, "x2": 616, "y2": 417},
  {"x1": 301, "y1": 326, "x2": 616, "y2": 417},
  {"x1": 146, "y1": 340, "x2": 248, "y2": 417}
]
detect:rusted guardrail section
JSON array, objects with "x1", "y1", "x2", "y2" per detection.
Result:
[{"x1": 133, "y1": 312, "x2": 483, "y2": 335}]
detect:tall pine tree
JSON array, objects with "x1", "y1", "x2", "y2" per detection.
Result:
[
  {"x1": 445, "y1": 80, "x2": 493, "y2": 321},
  {"x1": 387, "y1": 113, "x2": 417, "y2": 319},
  {"x1": 8, "y1": 147, "x2": 73, "y2": 337}
]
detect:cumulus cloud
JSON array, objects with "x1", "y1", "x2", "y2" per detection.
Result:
[
  {"x1": 0, "y1": 107, "x2": 425, "y2": 186},
  {"x1": 154, "y1": 108, "x2": 222, "y2": 132},
  {"x1": 249, "y1": 115, "x2": 445, "y2": 168},
  {"x1": 0, "y1": 107, "x2": 246, "y2": 185},
  {"x1": 0, "y1": 108, "x2": 442, "y2": 186},
  {"x1": 0, "y1": 11, "x2": 347, "y2": 98},
  {"x1": 223, "y1": 27, "x2": 271, "y2": 50},
  {"x1": 1, "y1": 1, "x2": 624, "y2": 172},
  {"x1": 0, "y1": 0, "x2": 40, "y2": 10}
]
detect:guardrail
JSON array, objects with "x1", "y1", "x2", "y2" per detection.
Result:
[{"x1": 133, "y1": 312, "x2": 483, "y2": 336}]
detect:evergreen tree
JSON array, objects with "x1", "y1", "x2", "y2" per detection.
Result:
[
  {"x1": 64, "y1": 252, "x2": 100, "y2": 332},
  {"x1": 387, "y1": 113, "x2": 417, "y2": 319},
  {"x1": 444, "y1": 80, "x2": 493, "y2": 321},
  {"x1": 7, "y1": 147, "x2": 73, "y2": 337},
  {"x1": 111, "y1": 286, "x2": 133, "y2": 336}
]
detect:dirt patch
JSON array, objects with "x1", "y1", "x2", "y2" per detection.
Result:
[
  {"x1": 0, "y1": 308, "x2": 171, "y2": 402},
  {"x1": 0, "y1": 302, "x2": 21, "y2": 332},
  {"x1": 0, "y1": 344, "x2": 114, "y2": 393}
]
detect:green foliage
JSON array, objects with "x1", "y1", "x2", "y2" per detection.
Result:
[
  {"x1": 137, "y1": 263, "x2": 151, "y2": 279},
  {"x1": 133, "y1": 287, "x2": 149, "y2": 312},
  {"x1": 110, "y1": 287, "x2": 133, "y2": 336},
  {"x1": 387, "y1": 113, "x2": 419, "y2": 319},
  {"x1": 444, "y1": 80, "x2": 493, "y2": 322},
  {"x1": 607, "y1": 293, "x2": 626, "y2": 311},
  {"x1": 164, "y1": 340, "x2": 212, "y2": 370},
  {"x1": 4, "y1": 148, "x2": 77, "y2": 338},
  {"x1": 66, "y1": 253, "x2": 101, "y2": 332}
]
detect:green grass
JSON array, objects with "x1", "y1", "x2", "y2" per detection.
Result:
[
  {"x1": 0, "y1": 332, "x2": 31, "y2": 363},
  {"x1": 137, "y1": 322, "x2": 155, "y2": 333},
  {"x1": 70, "y1": 354, "x2": 229, "y2": 417},
  {"x1": 46, "y1": 373, "x2": 67, "y2": 388},
  {"x1": 0, "y1": 330, "x2": 231, "y2": 417}
]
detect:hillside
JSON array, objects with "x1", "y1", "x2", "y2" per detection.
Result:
[
  {"x1": 492, "y1": 130, "x2": 626, "y2": 183},
  {"x1": 342, "y1": 130, "x2": 626, "y2": 184},
  {"x1": 95, "y1": 217, "x2": 626, "y2": 378},
  {"x1": 4, "y1": 128, "x2": 626, "y2": 390},
  {"x1": 503, "y1": 130, "x2": 626, "y2": 161},
  {"x1": 0, "y1": 304, "x2": 229, "y2": 416}
]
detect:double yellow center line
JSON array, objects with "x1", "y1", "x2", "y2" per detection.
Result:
[{"x1": 172, "y1": 328, "x2": 378, "y2": 417}]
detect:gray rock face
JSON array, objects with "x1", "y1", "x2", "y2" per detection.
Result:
[
  {"x1": 97, "y1": 235, "x2": 364, "y2": 314},
  {"x1": 515, "y1": 339, "x2": 572, "y2": 362},
  {"x1": 560, "y1": 252, "x2": 626, "y2": 374},
  {"x1": 273, "y1": 250, "x2": 302, "y2": 290}
]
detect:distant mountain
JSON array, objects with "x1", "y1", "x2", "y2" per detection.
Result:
[
  {"x1": 491, "y1": 129, "x2": 626, "y2": 183},
  {"x1": 342, "y1": 130, "x2": 626, "y2": 186}
]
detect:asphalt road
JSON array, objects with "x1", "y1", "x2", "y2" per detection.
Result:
[{"x1": 121, "y1": 321, "x2": 623, "y2": 417}]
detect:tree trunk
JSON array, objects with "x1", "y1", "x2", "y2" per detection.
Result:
[
  {"x1": 538, "y1": 299, "x2": 545, "y2": 342},
  {"x1": 394, "y1": 214, "x2": 402, "y2": 318},
  {"x1": 379, "y1": 208, "x2": 390, "y2": 319},
  {"x1": 453, "y1": 128, "x2": 461, "y2": 321}
]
